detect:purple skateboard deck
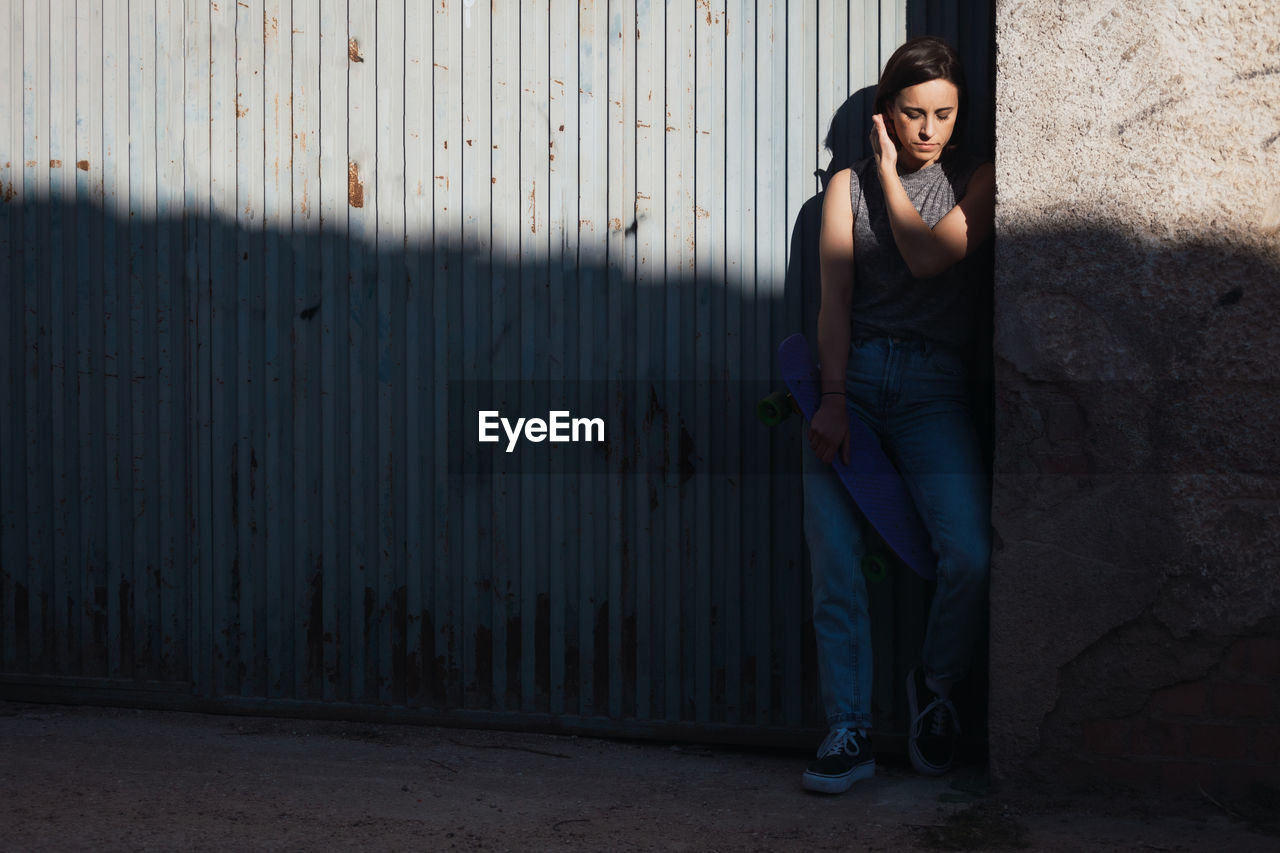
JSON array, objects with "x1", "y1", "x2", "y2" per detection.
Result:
[{"x1": 780, "y1": 333, "x2": 937, "y2": 580}]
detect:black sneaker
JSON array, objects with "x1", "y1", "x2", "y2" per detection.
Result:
[
  {"x1": 906, "y1": 665, "x2": 960, "y2": 775},
  {"x1": 801, "y1": 727, "x2": 875, "y2": 793}
]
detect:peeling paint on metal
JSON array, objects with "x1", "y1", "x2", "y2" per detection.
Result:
[{"x1": 348, "y1": 161, "x2": 364, "y2": 208}]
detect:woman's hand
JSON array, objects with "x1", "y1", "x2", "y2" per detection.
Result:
[
  {"x1": 809, "y1": 395, "x2": 851, "y2": 465},
  {"x1": 870, "y1": 114, "x2": 898, "y2": 173}
]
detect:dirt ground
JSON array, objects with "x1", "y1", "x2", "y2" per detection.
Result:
[{"x1": 1, "y1": 700, "x2": 1275, "y2": 852}]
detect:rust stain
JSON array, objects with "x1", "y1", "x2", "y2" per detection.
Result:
[
  {"x1": 528, "y1": 182, "x2": 536, "y2": 233},
  {"x1": 348, "y1": 38, "x2": 365, "y2": 63},
  {"x1": 695, "y1": 205, "x2": 710, "y2": 220},
  {"x1": 49, "y1": 159, "x2": 62, "y2": 168},
  {"x1": 297, "y1": 131, "x2": 307, "y2": 152},
  {"x1": 491, "y1": 177, "x2": 496, "y2": 184},
  {"x1": 636, "y1": 121, "x2": 651, "y2": 128},
  {"x1": 610, "y1": 217, "x2": 622, "y2": 231},
  {"x1": 348, "y1": 161, "x2": 364, "y2": 208},
  {"x1": 434, "y1": 62, "x2": 448, "y2": 70},
  {"x1": 236, "y1": 94, "x2": 248, "y2": 118},
  {"x1": 25, "y1": 160, "x2": 37, "y2": 167},
  {"x1": 1, "y1": 182, "x2": 15, "y2": 202},
  {"x1": 77, "y1": 160, "x2": 89, "y2": 171},
  {"x1": 466, "y1": 139, "x2": 473, "y2": 147}
]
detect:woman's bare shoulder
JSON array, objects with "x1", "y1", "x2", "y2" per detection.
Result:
[{"x1": 827, "y1": 166, "x2": 853, "y2": 191}]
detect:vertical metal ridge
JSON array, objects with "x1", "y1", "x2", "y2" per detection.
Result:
[
  {"x1": 290, "y1": 0, "x2": 320, "y2": 702},
  {"x1": 262, "y1": 0, "x2": 287, "y2": 700},
  {"x1": 374, "y1": 0, "x2": 407, "y2": 707},
  {"x1": 615, "y1": 0, "x2": 638, "y2": 722},
  {"x1": 633, "y1": 0, "x2": 658, "y2": 723},
  {"x1": 515, "y1": 0, "x2": 549, "y2": 716},
  {"x1": 402, "y1": 0, "x2": 429, "y2": 711},
  {"x1": 156, "y1": 0, "x2": 186, "y2": 683},
  {"x1": 664, "y1": 0, "x2": 691, "y2": 725},
  {"x1": 489, "y1": 0, "x2": 517, "y2": 713},
  {"x1": 186, "y1": 0, "x2": 213, "y2": 698},
  {"x1": 74, "y1": 0, "x2": 102, "y2": 680},
  {"x1": 49, "y1": 0, "x2": 74, "y2": 676},
  {"x1": 431, "y1": 0, "x2": 458, "y2": 712},
  {"x1": 315, "y1": 0, "x2": 339, "y2": 704},
  {"x1": 546, "y1": 0, "x2": 574, "y2": 719},
  {"x1": 25, "y1": 0, "x2": 49, "y2": 677},
  {"x1": 2, "y1": 0, "x2": 23, "y2": 675},
  {"x1": 232, "y1": 0, "x2": 251, "y2": 697},
  {"x1": 102, "y1": 0, "x2": 125, "y2": 680}
]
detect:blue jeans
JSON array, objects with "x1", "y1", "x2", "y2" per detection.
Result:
[{"x1": 802, "y1": 336, "x2": 990, "y2": 730}]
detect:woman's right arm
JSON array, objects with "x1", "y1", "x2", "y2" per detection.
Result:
[{"x1": 809, "y1": 167, "x2": 855, "y2": 465}]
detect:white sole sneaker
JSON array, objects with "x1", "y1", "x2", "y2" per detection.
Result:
[{"x1": 801, "y1": 758, "x2": 875, "y2": 794}]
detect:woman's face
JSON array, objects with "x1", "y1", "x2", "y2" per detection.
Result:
[{"x1": 884, "y1": 78, "x2": 959, "y2": 168}]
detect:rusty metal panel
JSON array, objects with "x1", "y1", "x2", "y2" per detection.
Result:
[
  {"x1": 1, "y1": 0, "x2": 994, "y2": 745},
  {"x1": 0, "y1": 0, "x2": 191, "y2": 686}
]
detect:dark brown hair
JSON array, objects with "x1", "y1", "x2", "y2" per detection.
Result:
[{"x1": 873, "y1": 37, "x2": 968, "y2": 149}]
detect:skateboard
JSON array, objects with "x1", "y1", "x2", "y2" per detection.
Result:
[{"x1": 763, "y1": 333, "x2": 937, "y2": 581}]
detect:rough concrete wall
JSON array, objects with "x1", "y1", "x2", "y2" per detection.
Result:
[{"x1": 991, "y1": 0, "x2": 1280, "y2": 792}]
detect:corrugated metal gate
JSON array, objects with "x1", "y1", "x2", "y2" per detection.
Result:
[{"x1": 1, "y1": 1, "x2": 991, "y2": 745}]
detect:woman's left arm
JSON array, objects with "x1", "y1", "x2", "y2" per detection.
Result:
[
  {"x1": 870, "y1": 113, "x2": 995, "y2": 280},
  {"x1": 878, "y1": 160, "x2": 995, "y2": 279}
]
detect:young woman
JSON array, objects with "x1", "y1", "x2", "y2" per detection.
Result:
[{"x1": 800, "y1": 36, "x2": 996, "y2": 794}]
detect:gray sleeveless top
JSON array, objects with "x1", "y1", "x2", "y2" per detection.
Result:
[{"x1": 847, "y1": 151, "x2": 986, "y2": 346}]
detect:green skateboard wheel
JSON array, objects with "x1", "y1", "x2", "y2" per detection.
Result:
[
  {"x1": 757, "y1": 390, "x2": 794, "y2": 426},
  {"x1": 861, "y1": 553, "x2": 889, "y2": 583}
]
